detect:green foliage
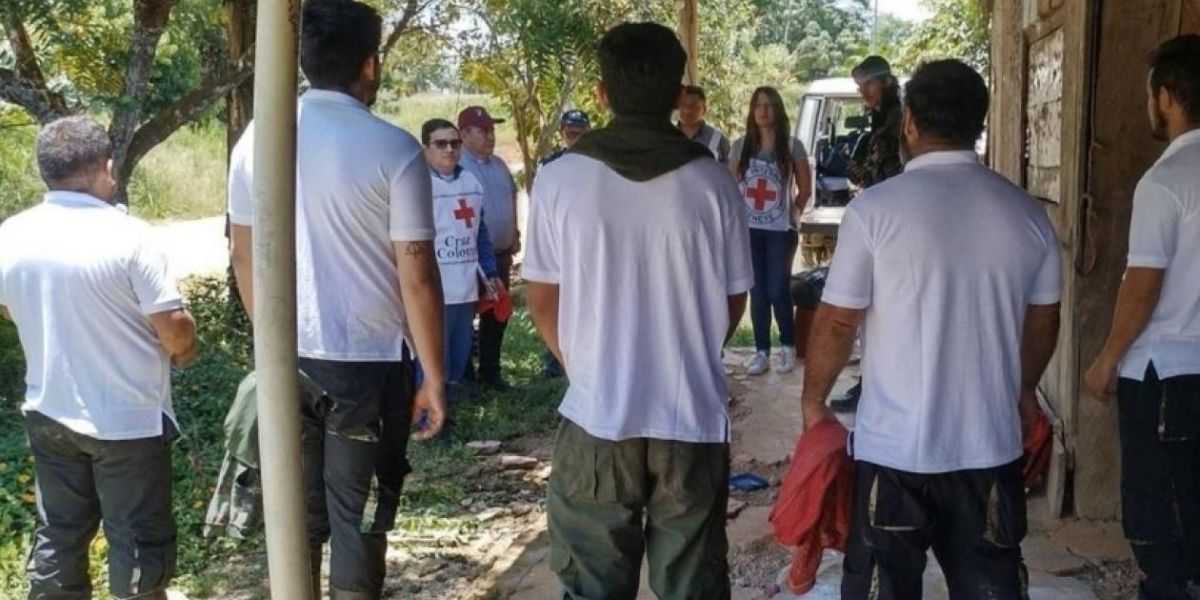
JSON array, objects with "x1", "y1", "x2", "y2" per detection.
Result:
[
  {"x1": 894, "y1": 0, "x2": 991, "y2": 75},
  {"x1": 751, "y1": 0, "x2": 871, "y2": 81},
  {"x1": 126, "y1": 119, "x2": 228, "y2": 221},
  {"x1": 0, "y1": 116, "x2": 42, "y2": 223},
  {"x1": 0, "y1": 276, "x2": 564, "y2": 596}
]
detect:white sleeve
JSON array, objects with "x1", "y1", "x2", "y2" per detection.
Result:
[
  {"x1": 821, "y1": 208, "x2": 873, "y2": 309},
  {"x1": 130, "y1": 235, "x2": 185, "y2": 315},
  {"x1": 1028, "y1": 222, "x2": 1063, "y2": 306},
  {"x1": 389, "y1": 153, "x2": 436, "y2": 242},
  {"x1": 1126, "y1": 178, "x2": 1179, "y2": 269},
  {"x1": 522, "y1": 173, "x2": 560, "y2": 284},
  {"x1": 721, "y1": 178, "x2": 754, "y2": 295},
  {"x1": 227, "y1": 128, "x2": 254, "y2": 226},
  {"x1": 790, "y1": 137, "x2": 809, "y2": 162}
]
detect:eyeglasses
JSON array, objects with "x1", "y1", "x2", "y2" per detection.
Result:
[{"x1": 428, "y1": 139, "x2": 463, "y2": 150}]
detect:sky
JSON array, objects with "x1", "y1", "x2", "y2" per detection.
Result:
[{"x1": 876, "y1": 0, "x2": 932, "y2": 22}]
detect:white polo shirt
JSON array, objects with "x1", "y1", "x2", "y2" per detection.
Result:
[
  {"x1": 1121, "y1": 128, "x2": 1200, "y2": 380},
  {"x1": 228, "y1": 89, "x2": 435, "y2": 361},
  {"x1": 823, "y1": 151, "x2": 1062, "y2": 473},
  {"x1": 0, "y1": 192, "x2": 184, "y2": 440},
  {"x1": 524, "y1": 154, "x2": 754, "y2": 443}
]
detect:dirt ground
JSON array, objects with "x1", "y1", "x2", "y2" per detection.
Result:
[{"x1": 268, "y1": 350, "x2": 1142, "y2": 600}]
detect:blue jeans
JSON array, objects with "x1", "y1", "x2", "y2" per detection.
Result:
[
  {"x1": 749, "y1": 228, "x2": 796, "y2": 352},
  {"x1": 415, "y1": 302, "x2": 476, "y2": 386}
]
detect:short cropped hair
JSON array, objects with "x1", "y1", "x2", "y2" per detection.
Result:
[
  {"x1": 300, "y1": 0, "x2": 383, "y2": 89},
  {"x1": 681, "y1": 85, "x2": 706, "y2": 102},
  {"x1": 420, "y1": 118, "x2": 457, "y2": 145},
  {"x1": 903, "y1": 59, "x2": 989, "y2": 147},
  {"x1": 36, "y1": 116, "x2": 112, "y2": 189},
  {"x1": 1149, "y1": 34, "x2": 1200, "y2": 122},
  {"x1": 597, "y1": 22, "x2": 687, "y2": 118}
]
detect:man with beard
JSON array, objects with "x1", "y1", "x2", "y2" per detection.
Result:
[
  {"x1": 1084, "y1": 34, "x2": 1200, "y2": 600},
  {"x1": 228, "y1": 1, "x2": 448, "y2": 596},
  {"x1": 801, "y1": 59, "x2": 1061, "y2": 598},
  {"x1": 831, "y1": 54, "x2": 904, "y2": 413}
]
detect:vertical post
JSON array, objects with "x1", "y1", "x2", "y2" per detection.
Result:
[
  {"x1": 252, "y1": 1, "x2": 311, "y2": 598},
  {"x1": 677, "y1": 0, "x2": 699, "y2": 85}
]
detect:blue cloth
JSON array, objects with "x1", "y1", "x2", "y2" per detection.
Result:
[
  {"x1": 477, "y1": 213, "x2": 498, "y2": 279},
  {"x1": 414, "y1": 302, "x2": 477, "y2": 386},
  {"x1": 750, "y1": 228, "x2": 796, "y2": 351}
]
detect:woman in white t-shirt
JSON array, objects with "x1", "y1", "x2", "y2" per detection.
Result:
[
  {"x1": 421, "y1": 119, "x2": 502, "y2": 388},
  {"x1": 729, "y1": 86, "x2": 812, "y2": 376}
]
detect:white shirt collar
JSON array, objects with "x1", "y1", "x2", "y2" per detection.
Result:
[
  {"x1": 1160, "y1": 128, "x2": 1200, "y2": 163},
  {"x1": 300, "y1": 88, "x2": 368, "y2": 111},
  {"x1": 903, "y1": 150, "x2": 979, "y2": 172},
  {"x1": 44, "y1": 191, "x2": 114, "y2": 210}
]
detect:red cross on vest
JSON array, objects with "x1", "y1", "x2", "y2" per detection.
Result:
[
  {"x1": 454, "y1": 198, "x2": 476, "y2": 228},
  {"x1": 745, "y1": 178, "x2": 777, "y2": 211}
]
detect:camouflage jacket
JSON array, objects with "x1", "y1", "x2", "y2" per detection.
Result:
[{"x1": 849, "y1": 104, "x2": 904, "y2": 189}]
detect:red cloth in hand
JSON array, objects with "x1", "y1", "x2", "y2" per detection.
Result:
[
  {"x1": 769, "y1": 419, "x2": 853, "y2": 595},
  {"x1": 476, "y1": 284, "x2": 513, "y2": 322}
]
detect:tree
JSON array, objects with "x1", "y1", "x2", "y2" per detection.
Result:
[
  {"x1": 0, "y1": 0, "x2": 255, "y2": 203},
  {"x1": 750, "y1": 0, "x2": 870, "y2": 81},
  {"x1": 459, "y1": 0, "x2": 669, "y2": 190},
  {"x1": 896, "y1": 0, "x2": 990, "y2": 74}
]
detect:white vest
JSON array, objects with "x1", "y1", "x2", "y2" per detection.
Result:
[{"x1": 432, "y1": 168, "x2": 486, "y2": 304}]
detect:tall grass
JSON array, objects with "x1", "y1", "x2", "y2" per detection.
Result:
[
  {"x1": 0, "y1": 123, "x2": 44, "y2": 223},
  {"x1": 127, "y1": 123, "x2": 228, "y2": 222}
]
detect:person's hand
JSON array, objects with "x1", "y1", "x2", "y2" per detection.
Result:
[
  {"x1": 1083, "y1": 356, "x2": 1118, "y2": 401},
  {"x1": 487, "y1": 277, "x2": 506, "y2": 296},
  {"x1": 410, "y1": 380, "x2": 448, "y2": 441},
  {"x1": 802, "y1": 401, "x2": 835, "y2": 433},
  {"x1": 1019, "y1": 388, "x2": 1040, "y2": 442},
  {"x1": 171, "y1": 342, "x2": 199, "y2": 369}
]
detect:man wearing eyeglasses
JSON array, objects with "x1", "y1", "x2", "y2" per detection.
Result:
[{"x1": 458, "y1": 106, "x2": 519, "y2": 391}]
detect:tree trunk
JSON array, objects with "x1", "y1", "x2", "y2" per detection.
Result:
[{"x1": 110, "y1": 0, "x2": 181, "y2": 205}]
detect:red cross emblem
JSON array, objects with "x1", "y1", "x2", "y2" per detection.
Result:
[
  {"x1": 453, "y1": 198, "x2": 476, "y2": 228},
  {"x1": 745, "y1": 178, "x2": 777, "y2": 211}
]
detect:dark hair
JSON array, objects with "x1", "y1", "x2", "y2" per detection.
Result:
[
  {"x1": 903, "y1": 59, "x2": 989, "y2": 147},
  {"x1": 421, "y1": 118, "x2": 457, "y2": 145},
  {"x1": 36, "y1": 116, "x2": 111, "y2": 189},
  {"x1": 872, "y1": 75, "x2": 902, "y2": 131},
  {"x1": 300, "y1": 0, "x2": 383, "y2": 90},
  {"x1": 597, "y1": 22, "x2": 687, "y2": 118},
  {"x1": 737, "y1": 86, "x2": 793, "y2": 184},
  {"x1": 1149, "y1": 34, "x2": 1200, "y2": 122},
  {"x1": 681, "y1": 85, "x2": 706, "y2": 102}
]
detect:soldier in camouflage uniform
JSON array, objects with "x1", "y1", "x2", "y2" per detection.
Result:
[
  {"x1": 833, "y1": 56, "x2": 904, "y2": 413},
  {"x1": 848, "y1": 55, "x2": 904, "y2": 190}
]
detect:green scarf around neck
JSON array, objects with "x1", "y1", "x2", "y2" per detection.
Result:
[{"x1": 568, "y1": 114, "x2": 714, "y2": 182}]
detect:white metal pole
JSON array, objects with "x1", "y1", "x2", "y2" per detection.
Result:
[{"x1": 251, "y1": 1, "x2": 311, "y2": 598}]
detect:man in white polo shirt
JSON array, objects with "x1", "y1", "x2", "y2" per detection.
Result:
[
  {"x1": 525, "y1": 22, "x2": 752, "y2": 598},
  {"x1": 1084, "y1": 34, "x2": 1200, "y2": 600},
  {"x1": 226, "y1": 1, "x2": 447, "y2": 598},
  {"x1": 800, "y1": 60, "x2": 1062, "y2": 598},
  {"x1": 0, "y1": 116, "x2": 198, "y2": 600}
]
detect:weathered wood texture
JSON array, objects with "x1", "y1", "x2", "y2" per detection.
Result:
[
  {"x1": 1074, "y1": 0, "x2": 1189, "y2": 519},
  {"x1": 989, "y1": 0, "x2": 1025, "y2": 184}
]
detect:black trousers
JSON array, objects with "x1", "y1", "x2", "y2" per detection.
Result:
[
  {"x1": 1118, "y1": 366, "x2": 1200, "y2": 600},
  {"x1": 842, "y1": 459, "x2": 1027, "y2": 600},
  {"x1": 298, "y1": 358, "x2": 414, "y2": 599},
  {"x1": 24, "y1": 411, "x2": 177, "y2": 600},
  {"x1": 478, "y1": 252, "x2": 513, "y2": 382}
]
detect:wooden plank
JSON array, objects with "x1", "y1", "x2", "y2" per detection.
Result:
[
  {"x1": 677, "y1": 0, "x2": 699, "y2": 85},
  {"x1": 988, "y1": 0, "x2": 1026, "y2": 183},
  {"x1": 1185, "y1": 0, "x2": 1200, "y2": 32},
  {"x1": 1074, "y1": 0, "x2": 1180, "y2": 520}
]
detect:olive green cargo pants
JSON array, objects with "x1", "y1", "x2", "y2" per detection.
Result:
[{"x1": 548, "y1": 419, "x2": 731, "y2": 600}]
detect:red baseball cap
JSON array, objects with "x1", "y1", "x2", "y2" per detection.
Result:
[{"x1": 457, "y1": 106, "x2": 506, "y2": 130}]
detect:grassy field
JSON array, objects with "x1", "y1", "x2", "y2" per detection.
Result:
[
  {"x1": 0, "y1": 279, "x2": 565, "y2": 598},
  {"x1": 0, "y1": 91, "x2": 522, "y2": 226}
]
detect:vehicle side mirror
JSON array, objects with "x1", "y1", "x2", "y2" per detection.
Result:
[{"x1": 844, "y1": 115, "x2": 869, "y2": 130}]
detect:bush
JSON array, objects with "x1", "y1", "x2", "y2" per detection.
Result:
[{"x1": 0, "y1": 276, "x2": 564, "y2": 597}]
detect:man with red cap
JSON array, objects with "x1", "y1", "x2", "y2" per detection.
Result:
[{"x1": 458, "y1": 105, "x2": 519, "y2": 391}]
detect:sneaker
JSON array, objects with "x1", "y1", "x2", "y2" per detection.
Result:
[
  {"x1": 746, "y1": 351, "x2": 770, "y2": 376},
  {"x1": 775, "y1": 346, "x2": 796, "y2": 374}
]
